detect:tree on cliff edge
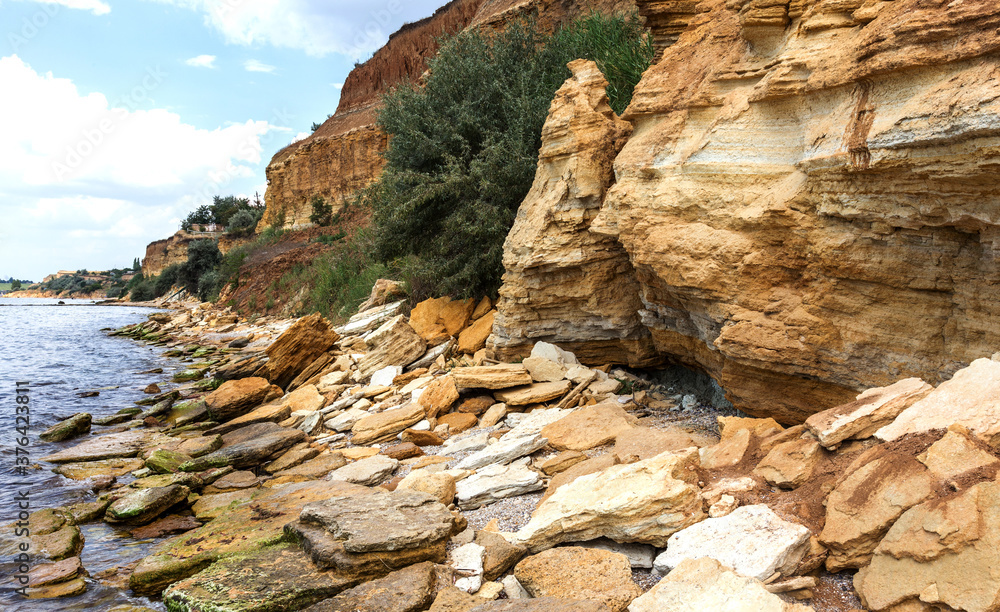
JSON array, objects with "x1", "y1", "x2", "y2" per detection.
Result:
[{"x1": 369, "y1": 13, "x2": 652, "y2": 298}]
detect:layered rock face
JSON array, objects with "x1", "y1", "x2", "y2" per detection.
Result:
[
  {"x1": 493, "y1": 60, "x2": 656, "y2": 367},
  {"x1": 260, "y1": 0, "x2": 639, "y2": 230},
  {"x1": 496, "y1": 0, "x2": 1000, "y2": 423}
]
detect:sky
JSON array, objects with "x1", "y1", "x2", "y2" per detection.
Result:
[{"x1": 0, "y1": 0, "x2": 445, "y2": 281}]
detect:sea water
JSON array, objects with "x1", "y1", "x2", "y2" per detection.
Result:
[{"x1": 0, "y1": 298, "x2": 173, "y2": 611}]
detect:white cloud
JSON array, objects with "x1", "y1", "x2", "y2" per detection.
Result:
[
  {"x1": 0, "y1": 55, "x2": 283, "y2": 280},
  {"x1": 144, "y1": 0, "x2": 446, "y2": 59},
  {"x1": 243, "y1": 59, "x2": 275, "y2": 73},
  {"x1": 15, "y1": 0, "x2": 111, "y2": 15},
  {"x1": 185, "y1": 54, "x2": 217, "y2": 68},
  {"x1": 331, "y1": 83, "x2": 343, "y2": 90}
]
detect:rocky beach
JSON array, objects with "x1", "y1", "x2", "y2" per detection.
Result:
[
  {"x1": 6, "y1": 0, "x2": 1000, "y2": 610},
  {"x1": 4, "y1": 286, "x2": 1000, "y2": 611}
]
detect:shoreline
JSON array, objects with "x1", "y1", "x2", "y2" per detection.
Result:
[{"x1": 10, "y1": 291, "x2": 996, "y2": 611}]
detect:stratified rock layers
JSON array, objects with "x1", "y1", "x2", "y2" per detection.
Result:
[
  {"x1": 493, "y1": 60, "x2": 656, "y2": 367},
  {"x1": 495, "y1": 0, "x2": 1000, "y2": 423}
]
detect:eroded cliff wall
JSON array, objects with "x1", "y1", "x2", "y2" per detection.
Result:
[
  {"x1": 142, "y1": 231, "x2": 199, "y2": 277},
  {"x1": 260, "y1": 0, "x2": 639, "y2": 230},
  {"x1": 494, "y1": 0, "x2": 1000, "y2": 423}
]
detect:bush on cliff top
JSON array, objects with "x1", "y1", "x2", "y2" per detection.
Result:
[{"x1": 370, "y1": 13, "x2": 653, "y2": 299}]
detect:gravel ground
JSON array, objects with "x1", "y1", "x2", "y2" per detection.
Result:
[{"x1": 463, "y1": 491, "x2": 544, "y2": 533}]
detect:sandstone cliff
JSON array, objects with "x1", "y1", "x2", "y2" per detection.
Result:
[
  {"x1": 494, "y1": 0, "x2": 1000, "y2": 423},
  {"x1": 142, "y1": 231, "x2": 199, "y2": 277},
  {"x1": 260, "y1": 0, "x2": 639, "y2": 230}
]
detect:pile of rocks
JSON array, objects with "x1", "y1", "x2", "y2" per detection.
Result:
[{"x1": 12, "y1": 288, "x2": 1000, "y2": 612}]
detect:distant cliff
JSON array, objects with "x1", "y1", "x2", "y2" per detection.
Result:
[{"x1": 259, "y1": 0, "x2": 639, "y2": 230}]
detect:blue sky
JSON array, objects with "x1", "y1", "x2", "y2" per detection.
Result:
[{"x1": 0, "y1": 0, "x2": 444, "y2": 281}]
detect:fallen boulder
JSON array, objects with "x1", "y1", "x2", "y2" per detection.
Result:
[{"x1": 509, "y1": 449, "x2": 704, "y2": 552}]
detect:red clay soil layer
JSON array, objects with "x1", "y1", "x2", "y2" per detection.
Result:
[{"x1": 223, "y1": 205, "x2": 373, "y2": 316}]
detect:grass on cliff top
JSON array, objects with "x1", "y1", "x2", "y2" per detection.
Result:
[{"x1": 368, "y1": 12, "x2": 654, "y2": 299}]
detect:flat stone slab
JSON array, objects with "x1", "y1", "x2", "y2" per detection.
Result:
[
  {"x1": 805, "y1": 377, "x2": 932, "y2": 448},
  {"x1": 509, "y1": 450, "x2": 704, "y2": 553},
  {"x1": 42, "y1": 430, "x2": 152, "y2": 463},
  {"x1": 303, "y1": 561, "x2": 440, "y2": 612},
  {"x1": 494, "y1": 381, "x2": 573, "y2": 406},
  {"x1": 52, "y1": 458, "x2": 145, "y2": 480},
  {"x1": 876, "y1": 358, "x2": 1000, "y2": 444},
  {"x1": 295, "y1": 488, "x2": 457, "y2": 555},
  {"x1": 29, "y1": 556, "x2": 84, "y2": 587},
  {"x1": 163, "y1": 543, "x2": 360, "y2": 612},
  {"x1": 327, "y1": 455, "x2": 399, "y2": 486},
  {"x1": 456, "y1": 460, "x2": 544, "y2": 510},
  {"x1": 654, "y1": 504, "x2": 811, "y2": 581},
  {"x1": 453, "y1": 365, "x2": 533, "y2": 390}
]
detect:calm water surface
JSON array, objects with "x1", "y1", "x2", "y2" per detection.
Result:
[{"x1": 0, "y1": 298, "x2": 179, "y2": 611}]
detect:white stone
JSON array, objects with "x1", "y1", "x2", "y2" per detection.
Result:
[
  {"x1": 452, "y1": 542, "x2": 486, "y2": 594},
  {"x1": 566, "y1": 365, "x2": 601, "y2": 384},
  {"x1": 370, "y1": 365, "x2": 402, "y2": 388},
  {"x1": 456, "y1": 433, "x2": 548, "y2": 471},
  {"x1": 327, "y1": 454, "x2": 399, "y2": 486},
  {"x1": 628, "y1": 557, "x2": 814, "y2": 612},
  {"x1": 455, "y1": 459, "x2": 544, "y2": 510},
  {"x1": 530, "y1": 341, "x2": 580, "y2": 366},
  {"x1": 682, "y1": 395, "x2": 698, "y2": 411},
  {"x1": 317, "y1": 370, "x2": 350, "y2": 390},
  {"x1": 411, "y1": 419, "x2": 431, "y2": 431},
  {"x1": 298, "y1": 411, "x2": 323, "y2": 435},
  {"x1": 523, "y1": 357, "x2": 568, "y2": 383},
  {"x1": 654, "y1": 505, "x2": 811, "y2": 581},
  {"x1": 502, "y1": 575, "x2": 530, "y2": 599},
  {"x1": 500, "y1": 408, "x2": 574, "y2": 441},
  {"x1": 324, "y1": 407, "x2": 368, "y2": 432},
  {"x1": 335, "y1": 300, "x2": 406, "y2": 336},
  {"x1": 442, "y1": 431, "x2": 491, "y2": 454}
]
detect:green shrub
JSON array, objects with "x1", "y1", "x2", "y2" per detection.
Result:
[
  {"x1": 227, "y1": 208, "x2": 263, "y2": 235},
  {"x1": 370, "y1": 13, "x2": 652, "y2": 298},
  {"x1": 198, "y1": 270, "x2": 221, "y2": 302},
  {"x1": 177, "y1": 240, "x2": 222, "y2": 296},
  {"x1": 309, "y1": 196, "x2": 334, "y2": 226},
  {"x1": 130, "y1": 278, "x2": 156, "y2": 302},
  {"x1": 155, "y1": 264, "x2": 181, "y2": 297}
]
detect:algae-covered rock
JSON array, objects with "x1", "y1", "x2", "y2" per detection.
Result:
[
  {"x1": 40, "y1": 413, "x2": 92, "y2": 442},
  {"x1": 163, "y1": 543, "x2": 360, "y2": 612},
  {"x1": 130, "y1": 480, "x2": 368, "y2": 596},
  {"x1": 173, "y1": 369, "x2": 206, "y2": 383},
  {"x1": 179, "y1": 427, "x2": 305, "y2": 471},
  {"x1": 146, "y1": 448, "x2": 192, "y2": 474},
  {"x1": 105, "y1": 484, "x2": 190, "y2": 525}
]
